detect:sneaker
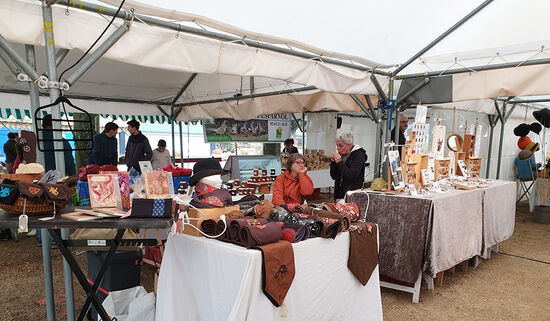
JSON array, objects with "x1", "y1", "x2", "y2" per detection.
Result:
[{"x1": 27, "y1": 229, "x2": 36, "y2": 236}]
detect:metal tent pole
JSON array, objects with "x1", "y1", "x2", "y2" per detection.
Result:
[
  {"x1": 171, "y1": 107, "x2": 176, "y2": 165},
  {"x1": 485, "y1": 114, "x2": 497, "y2": 178},
  {"x1": 0, "y1": 35, "x2": 41, "y2": 81},
  {"x1": 365, "y1": 96, "x2": 382, "y2": 177},
  {"x1": 393, "y1": 0, "x2": 494, "y2": 75},
  {"x1": 179, "y1": 121, "x2": 184, "y2": 167},
  {"x1": 393, "y1": 107, "x2": 401, "y2": 147},
  {"x1": 0, "y1": 47, "x2": 22, "y2": 76},
  {"x1": 40, "y1": 228, "x2": 56, "y2": 321},
  {"x1": 494, "y1": 101, "x2": 516, "y2": 179},
  {"x1": 61, "y1": 228, "x2": 75, "y2": 321},
  {"x1": 42, "y1": 2, "x2": 65, "y2": 175},
  {"x1": 25, "y1": 45, "x2": 44, "y2": 165}
]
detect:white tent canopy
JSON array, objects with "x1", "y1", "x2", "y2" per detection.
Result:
[{"x1": 0, "y1": 0, "x2": 386, "y2": 122}]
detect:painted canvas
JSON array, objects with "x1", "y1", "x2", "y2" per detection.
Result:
[
  {"x1": 431, "y1": 125, "x2": 446, "y2": 160},
  {"x1": 88, "y1": 174, "x2": 118, "y2": 208},
  {"x1": 144, "y1": 171, "x2": 171, "y2": 199},
  {"x1": 388, "y1": 150, "x2": 405, "y2": 189}
]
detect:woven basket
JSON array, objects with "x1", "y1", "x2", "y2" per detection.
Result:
[{"x1": 0, "y1": 197, "x2": 69, "y2": 216}]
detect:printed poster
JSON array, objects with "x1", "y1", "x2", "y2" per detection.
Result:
[{"x1": 203, "y1": 114, "x2": 291, "y2": 142}]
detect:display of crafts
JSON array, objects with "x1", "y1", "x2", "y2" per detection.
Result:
[
  {"x1": 144, "y1": 171, "x2": 171, "y2": 199},
  {"x1": 87, "y1": 174, "x2": 118, "y2": 208}
]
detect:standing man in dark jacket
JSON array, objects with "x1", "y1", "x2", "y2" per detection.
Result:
[
  {"x1": 329, "y1": 129, "x2": 367, "y2": 200},
  {"x1": 125, "y1": 120, "x2": 152, "y2": 173},
  {"x1": 88, "y1": 122, "x2": 119, "y2": 166},
  {"x1": 390, "y1": 115, "x2": 409, "y2": 157},
  {"x1": 4, "y1": 132, "x2": 18, "y2": 173}
]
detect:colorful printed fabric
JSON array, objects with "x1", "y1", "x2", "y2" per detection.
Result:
[
  {"x1": 322, "y1": 202, "x2": 361, "y2": 222},
  {"x1": 0, "y1": 182, "x2": 19, "y2": 205},
  {"x1": 76, "y1": 180, "x2": 90, "y2": 206}
]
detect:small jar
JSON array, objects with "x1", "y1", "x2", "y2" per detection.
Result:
[
  {"x1": 270, "y1": 168, "x2": 276, "y2": 175},
  {"x1": 253, "y1": 169, "x2": 259, "y2": 176},
  {"x1": 262, "y1": 169, "x2": 268, "y2": 176},
  {"x1": 234, "y1": 179, "x2": 241, "y2": 186},
  {"x1": 271, "y1": 176, "x2": 276, "y2": 181}
]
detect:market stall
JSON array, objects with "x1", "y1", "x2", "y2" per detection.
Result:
[{"x1": 156, "y1": 232, "x2": 383, "y2": 321}]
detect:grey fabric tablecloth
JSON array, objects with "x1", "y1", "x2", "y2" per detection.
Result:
[
  {"x1": 347, "y1": 191, "x2": 432, "y2": 283},
  {"x1": 480, "y1": 181, "x2": 516, "y2": 258},
  {"x1": 346, "y1": 182, "x2": 515, "y2": 283}
]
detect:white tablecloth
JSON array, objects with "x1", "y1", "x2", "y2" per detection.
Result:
[
  {"x1": 480, "y1": 181, "x2": 516, "y2": 258},
  {"x1": 156, "y1": 232, "x2": 383, "y2": 321}
]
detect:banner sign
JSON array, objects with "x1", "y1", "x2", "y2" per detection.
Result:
[{"x1": 203, "y1": 114, "x2": 291, "y2": 142}]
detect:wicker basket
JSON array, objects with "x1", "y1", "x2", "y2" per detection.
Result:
[{"x1": 0, "y1": 197, "x2": 69, "y2": 215}]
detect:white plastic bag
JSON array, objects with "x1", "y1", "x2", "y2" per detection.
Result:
[{"x1": 100, "y1": 286, "x2": 156, "y2": 321}]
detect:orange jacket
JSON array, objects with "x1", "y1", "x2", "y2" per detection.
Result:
[{"x1": 272, "y1": 171, "x2": 314, "y2": 206}]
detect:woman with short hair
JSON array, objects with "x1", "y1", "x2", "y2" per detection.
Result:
[
  {"x1": 272, "y1": 153, "x2": 314, "y2": 206},
  {"x1": 329, "y1": 129, "x2": 367, "y2": 200}
]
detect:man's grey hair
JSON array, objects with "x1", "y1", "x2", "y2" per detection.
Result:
[{"x1": 336, "y1": 129, "x2": 354, "y2": 145}]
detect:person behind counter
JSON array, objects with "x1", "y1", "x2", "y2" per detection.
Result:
[
  {"x1": 282, "y1": 138, "x2": 298, "y2": 154},
  {"x1": 329, "y1": 129, "x2": 367, "y2": 201},
  {"x1": 272, "y1": 153, "x2": 314, "y2": 206}
]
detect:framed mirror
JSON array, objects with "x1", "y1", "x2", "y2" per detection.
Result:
[{"x1": 446, "y1": 134, "x2": 464, "y2": 152}]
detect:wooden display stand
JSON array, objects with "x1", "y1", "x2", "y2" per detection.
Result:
[
  {"x1": 462, "y1": 134, "x2": 476, "y2": 159},
  {"x1": 454, "y1": 152, "x2": 466, "y2": 176},
  {"x1": 411, "y1": 154, "x2": 428, "y2": 187},
  {"x1": 434, "y1": 158, "x2": 451, "y2": 180},
  {"x1": 466, "y1": 157, "x2": 482, "y2": 178},
  {"x1": 404, "y1": 162, "x2": 419, "y2": 188}
]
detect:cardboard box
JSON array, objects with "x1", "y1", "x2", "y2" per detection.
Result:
[{"x1": 183, "y1": 205, "x2": 240, "y2": 237}]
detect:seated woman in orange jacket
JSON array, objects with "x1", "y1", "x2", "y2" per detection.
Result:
[{"x1": 272, "y1": 153, "x2": 314, "y2": 206}]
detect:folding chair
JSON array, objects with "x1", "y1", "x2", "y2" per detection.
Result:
[{"x1": 515, "y1": 156, "x2": 536, "y2": 203}]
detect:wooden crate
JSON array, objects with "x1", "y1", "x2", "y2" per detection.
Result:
[
  {"x1": 466, "y1": 157, "x2": 482, "y2": 178},
  {"x1": 434, "y1": 159, "x2": 451, "y2": 180}
]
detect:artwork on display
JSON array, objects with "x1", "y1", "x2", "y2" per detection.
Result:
[
  {"x1": 411, "y1": 123, "x2": 427, "y2": 154},
  {"x1": 474, "y1": 124, "x2": 482, "y2": 157},
  {"x1": 203, "y1": 114, "x2": 292, "y2": 142},
  {"x1": 421, "y1": 169, "x2": 434, "y2": 185},
  {"x1": 88, "y1": 174, "x2": 120, "y2": 208},
  {"x1": 388, "y1": 150, "x2": 405, "y2": 189},
  {"x1": 415, "y1": 104, "x2": 428, "y2": 124},
  {"x1": 457, "y1": 160, "x2": 470, "y2": 177},
  {"x1": 144, "y1": 171, "x2": 171, "y2": 199},
  {"x1": 408, "y1": 184, "x2": 418, "y2": 196},
  {"x1": 449, "y1": 151, "x2": 455, "y2": 176},
  {"x1": 431, "y1": 125, "x2": 446, "y2": 160},
  {"x1": 139, "y1": 161, "x2": 153, "y2": 173}
]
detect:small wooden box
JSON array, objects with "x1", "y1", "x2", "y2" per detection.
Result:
[
  {"x1": 184, "y1": 205, "x2": 240, "y2": 237},
  {"x1": 454, "y1": 152, "x2": 466, "y2": 175},
  {"x1": 434, "y1": 158, "x2": 451, "y2": 180},
  {"x1": 466, "y1": 157, "x2": 482, "y2": 178}
]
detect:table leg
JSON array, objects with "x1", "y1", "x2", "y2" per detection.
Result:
[
  {"x1": 41, "y1": 228, "x2": 56, "y2": 321},
  {"x1": 423, "y1": 272, "x2": 434, "y2": 291},
  {"x1": 49, "y1": 229, "x2": 125, "y2": 321},
  {"x1": 61, "y1": 228, "x2": 75, "y2": 321},
  {"x1": 412, "y1": 272, "x2": 422, "y2": 303}
]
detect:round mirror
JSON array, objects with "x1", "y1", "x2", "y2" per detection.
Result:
[{"x1": 446, "y1": 134, "x2": 464, "y2": 152}]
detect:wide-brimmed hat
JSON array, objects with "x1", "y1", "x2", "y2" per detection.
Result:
[
  {"x1": 527, "y1": 141, "x2": 540, "y2": 152},
  {"x1": 519, "y1": 149, "x2": 534, "y2": 161},
  {"x1": 517, "y1": 136, "x2": 532, "y2": 150},
  {"x1": 189, "y1": 158, "x2": 229, "y2": 186},
  {"x1": 533, "y1": 108, "x2": 550, "y2": 128},
  {"x1": 513, "y1": 123, "x2": 530, "y2": 137},
  {"x1": 530, "y1": 122, "x2": 542, "y2": 134}
]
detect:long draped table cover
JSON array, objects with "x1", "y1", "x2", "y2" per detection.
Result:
[
  {"x1": 346, "y1": 180, "x2": 516, "y2": 283},
  {"x1": 156, "y1": 232, "x2": 383, "y2": 321}
]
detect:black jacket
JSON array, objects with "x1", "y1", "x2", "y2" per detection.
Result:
[
  {"x1": 330, "y1": 145, "x2": 367, "y2": 200},
  {"x1": 3, "y1": 139, "x2": 17, "y2": 163},
  {"x1": 390, "y1": 127, "x2": 406, "y2": 156},
  {"x1": 87, "y1": 132, "x2": 118, "y2": 166},
  {"x1": 125, "y1": 132, "x2": 152, "y2": 172}
]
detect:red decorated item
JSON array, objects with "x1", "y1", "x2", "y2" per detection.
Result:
[
  {"x1": 78, "y1": 164, "x2": 101, "y2": 182},
  {"x1": 322, "y1": 202, "x2": 361, "y2": 222},
  {"x1": 282, "y1": 229, "x2": 296, "y2": 243},
  {"x1": 99, "y1": 164, "x2": 118, "y2": 172},
  {"x1": 163, "y1": 163, "x2": 192, "y2": 177}
]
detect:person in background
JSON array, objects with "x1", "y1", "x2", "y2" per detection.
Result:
[
  {"x1": 272, "y1": 153, "x2": 314, "y2": 206},
  {"x1": 87, "y1": 122, "x2": 119, "y2": 166},
  {"x1": 151, "y1": 139, "x2": 171, "y2": 169},
  {"x1": 282, "y1": 138, "x2": 298, "y2": 154},
  {"x1": 390, "y1": 115, "x2": 409, "y2": 156},
  {"x1": 43, "y1": 114, "x2": 76, "y2": 176},
  {"x1": 329, "y1": 129, "x2": 367, "y2": 201},
  {"x1": 125, "y1": 120, "x2": 152, "y2": 173},
  {"x1": 3, "y1": 132, "x2": 18, "y2": 173}
]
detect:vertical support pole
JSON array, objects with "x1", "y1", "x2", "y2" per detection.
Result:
[
  {"x1": 179, "y1": 121, "x2": 184, "y2": 167},
  {"x1": 382, "y1": 78, "x2": 394, "y2": 180},
  {"x1": 170, "y1": 107, "x2": 176, "y2": 164},
  {"x1": 61, "y1": 228, "x2": 75, "y2": 321},
  {"x1": 374, "y1": 119, "x2": 382, "y2": 177},
  {"x1": 486, "y1": 115, "x2": 496, "y2": 178},
  {"x1": 393, "y1": 105, "x2": 401, "y2": 146},
  {"x1": 42, "y1": 2, "x2": 65, "y2": 176},
  {"x1": 24, "y1": 45, "x2": 44, "y2": 165},
  {"x1": 302, "y1": 112, "x2": 306, "y2": 151},
  {"x1": 496, "y1": 102, "x2": 507, "y2": 179},
  {"x1": 41, "y1": 228, "x2": 56, "y2": 321}
]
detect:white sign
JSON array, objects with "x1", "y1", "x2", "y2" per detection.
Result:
[
  {"x1": 415, "y1": 105, "x2": 428, "y2": 124},
  {"x1": 431, "y1": 125, "x2": 446, "y2": 160},
  {"x1": 139, "y1": 161, "x2": 153, "y2": 173}
]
